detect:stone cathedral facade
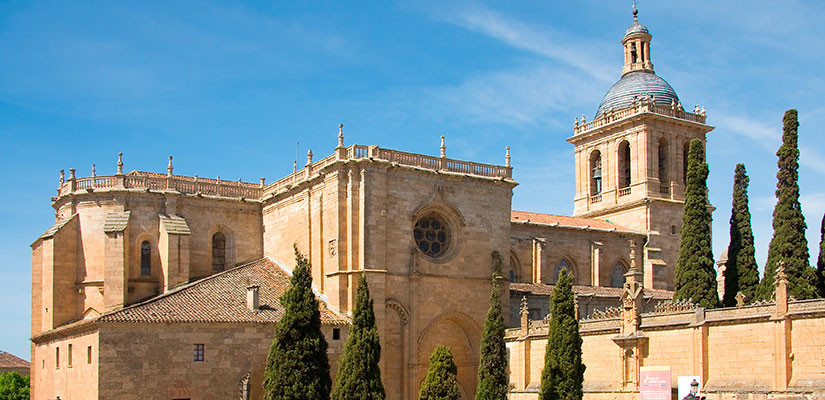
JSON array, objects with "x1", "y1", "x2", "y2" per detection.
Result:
[{"x1": 27, "y1": 12, "x2": 754, "y2": 400}]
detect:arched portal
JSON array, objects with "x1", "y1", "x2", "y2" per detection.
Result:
[{"x1": 416, "y1": 311, "x2": 480, "y2": 400}]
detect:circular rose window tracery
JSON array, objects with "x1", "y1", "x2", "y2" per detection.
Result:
[{"x1": 413, "y1": 214, "x2": 451, "y2": 258}]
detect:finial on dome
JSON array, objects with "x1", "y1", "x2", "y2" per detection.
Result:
[{"x1": 632, "y1": 0, "x2": 638, "y2": 22}]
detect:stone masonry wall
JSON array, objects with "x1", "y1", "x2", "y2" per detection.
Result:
[{"x1": 507, "y1": 299, "x2": 825, "y2": 400}]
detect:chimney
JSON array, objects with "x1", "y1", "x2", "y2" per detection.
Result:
[{"x1": 247, "y1": 285, "x2": 260, "y2": 312}]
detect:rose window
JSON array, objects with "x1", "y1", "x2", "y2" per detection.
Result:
[{"x1": 413, "y1": 214, "x2": 451, "y2": 258}]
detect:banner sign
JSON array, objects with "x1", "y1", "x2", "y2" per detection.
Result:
[{"x1": 640, "y1": 366, "x2": 672, "y2": 400}]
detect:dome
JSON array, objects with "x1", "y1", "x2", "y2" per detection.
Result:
[
  {"x1": 595, "y1": 71, "x2": 679, "y2": 118},
  {"x1": 624, "y1": 22, "x2": 649, "y2": 37}
]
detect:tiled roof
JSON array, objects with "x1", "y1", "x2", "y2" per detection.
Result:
[
  {"x1": 38, "y1": 214, "x2": 76, "y2": 240},
  {"x1": 511, "y1": 211, "x2": 638, "y2": 233},
  {"x1": 159, "y1": 214, "x2": 191, "y2": 235},
  {"x1": 510, "y1": 282, "x2": 673, "y2": 300},
  {"x1": 103, "y1": 211, "x2": 130, "y2": 233},
  {"x1": 0, "y1": 351, "x2": 30, "y2": 368},
  {"x1": 98, "y1": 258, "x2": 349, "y2": 325}
]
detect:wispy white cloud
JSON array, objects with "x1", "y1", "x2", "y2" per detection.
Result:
[
  {"x1": 421, "y1": 64, "x2": 601, "y2": 127},
  {"x1": 432, "y1": 5, "x2": 614, "y2": 83},
  {"x1": 715, "y1": 113, "x2": 825, "y2": 175},
  {"x1": 801, "y1": 193, "x2": 825, "y2": 221}
]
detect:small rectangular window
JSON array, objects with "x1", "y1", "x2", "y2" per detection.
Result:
[
  {"x1": 193, "y1": 344, "x2": 204, "y2": 362},
  {"x1": 87, "y1": 346, "x2": 92, "y2": 364},
  {"x1": 332, "y1": 328, "x2": 341, "y2": 341},
  {"x1": 68, "y1": 344, "x2": 73, "y2": 367},
  {"x1": 56, "y1": 347, "x2": 60, "y2": 369}
]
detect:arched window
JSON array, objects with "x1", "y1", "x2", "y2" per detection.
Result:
[
  {"x1": 140, "y1": 241, "x2": 151, "y2": 276},
  {"x1": 611, "y1": 263, "x2": 626, "y2": 288},
  {"x1": 590, "y1": 150, "x2": 602, "y2": 194},
  {"x1": 658, "y1": 138, "x2": 669, "y2": 194},
  {"x1": 509, "y1": 252, "x2": 521, "y2": 283},
  {"x1": 618, "y1": 140, "x2": 631, "y2": 188},
  {"x1": 553, "y1": 258, "x2": 574, "y2": 284},
  {"x1": 212, "y1": 232, "x2": 226, "y2": 273},
  {"x1": 630, "y1": 43, "x2": 638, "y2": 64}
]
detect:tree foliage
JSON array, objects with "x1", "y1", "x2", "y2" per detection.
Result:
[
  {"x1": 673, "y1": 139, "x2": 720, "y2": 308},
  {"x1": 475, "y1": 252, "x2": 508, "y2": 400},
  {"x1": 332, "y1": 274, "x2": 385, "y2": 400},
  {"x1": 539, "y1": 267, "x2": 585, "y2": 400},
  {"x1": 756, "y1": 110, "x2": 818, "y2": 300},
  {"x1": 817, "y1": 213, "x2": 825, "y2": 298},
  {"x1": 264, "y1": 245, "x2": 331, "y2": 400},
  {"x1": 419, "y1": 345, "x2": 461, "y2": 400},
  {"x1": 723, "y1": 164, "x2": 760, "y2": 306},
  {"x1": 0, "y1": 371, "x2": 30, "y2": 400}
]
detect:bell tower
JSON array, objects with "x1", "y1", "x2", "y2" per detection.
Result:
[{"x1": 567, "y1": 9, "x2": 714, "y2": 290}]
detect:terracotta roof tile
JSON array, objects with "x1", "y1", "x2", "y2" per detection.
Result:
[
  {"x1": 0, "y1": 351, "x2": 30, "y2": 368},
  {"x1": 509, "y1": 282, "x2": 673, "y2": 300},
  {"x1": 511, "y1": 210, "x2": 638, "y2": 233},
  {"x1": 98, "y1": 258, "x2": 348, "y2": 325}
]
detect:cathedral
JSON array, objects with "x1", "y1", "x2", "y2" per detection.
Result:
[{"x1": 30, "y1": 10, "x2": 720, "y2": 400}]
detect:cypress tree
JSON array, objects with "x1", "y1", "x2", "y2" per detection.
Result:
[
  {"x1": 264, "y1": 245, "x2": 331, "y2": 400},
  {"x1": 817, "y1": 213, "x2": 825, "y2": 297},
  {"x1": 332, "y1": 274, "x2": 385, "y2": 400},
  {"x1": 673, "y1": 139, "x2": 721, "y2": 308},
  {"x1": 475, "y1": 252, "x2": 508, "y2": 400},
  {"x1": 722, "y1": 164, "x2": 760, "y2": 306},
  {"x1": 538, "y1": 267, "x2": 585, "y2": 400},
  {"x1": 757, "y1": 110, "x2": 818, "y2": 300},
  {"x1": 419, "y1": 345, "x2": 461, "y2": 400}
]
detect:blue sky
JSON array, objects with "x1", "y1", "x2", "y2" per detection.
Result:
[{"x1": 1, "y1": 1, "x2": 824, "y2": 358}]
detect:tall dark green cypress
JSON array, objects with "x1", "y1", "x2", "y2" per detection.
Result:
[
  {"x1": 816, "y1": 213, "x2": 825, "y2": 297},
  {"x1": 475, "y1": 252, "x2": 508, "y2": 400},
  {"x1": 673, "y1": 139, "x2": 720, "y2": 308},
  {"x1": 538, "y1": 267, "x2": 585, "y2": 400},
  {"x1": 264, "y1": 246, "x2": 331, "y2": 400},
  {"x1": 722, "y1": 164, "x2": 760, "y2": 306},
  {"x1": 757, "y1": 110, "x2": 818, "y2": 300},
  {"x1": 419, "y1": 345, "x2": 461, "y2": 400},
  {"x1": 332, "y1": 274, "x2": 385, "y2": 400}
]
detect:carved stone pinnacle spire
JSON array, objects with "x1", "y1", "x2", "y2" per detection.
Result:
[
  {"x1": 440, "y1": 135, "x2": 446, "y2": 158},
  {"x1": 338, "y1": 124, "x2": 344, "y2": 148},
  {"x1": 116, "y1": 152, "x2": 124, "y2": 175}
]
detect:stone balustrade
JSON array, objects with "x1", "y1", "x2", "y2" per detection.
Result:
[
  {"x1": 574, "y1": 103, "x2": 707, "y2": 135},
  {"x1": 262, "y1": 144, "x2": 512, "y2": 197},
  {"x1": 57, "y1": 143, "x2": 513, "y2": 201},
  {"x1": 56, "y1": 172, "x2": 264, "y2": 200}
]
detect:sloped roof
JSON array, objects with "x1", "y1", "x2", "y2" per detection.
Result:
[
  {"x1": 97, "y1": 258, "x2": 348, "y2": 325},
  {"x1": 511, "y1": 211, "x2": 638, "y2": 233},
  {"x1": 0, "y1": 351, "x2": 30, "y2": 368},
  {"x1": 510, "y1": 282, "x2": 673, "y2": 300},
  {"x1": 103, "y1": 211, "x2": 130, "y2": 233},
  {"x1": 158, "y1": 214, "x2": 191, "y2": 235},
  {"x1": 37, "y1": 213, "x2": 76, "y2": 240}
]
